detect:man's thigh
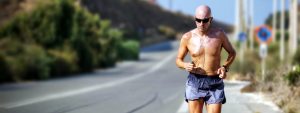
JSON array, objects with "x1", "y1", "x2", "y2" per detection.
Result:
[
  {"x1": 206, "y1": 104, "x2": 222, "y2": 113},
  {"x1": 188, "y1": 99, "x2": 205, "y2": 113}
]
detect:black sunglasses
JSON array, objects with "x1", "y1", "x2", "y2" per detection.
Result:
[{"x1": 195, "y1": 17, "x2": 212, "y2": 23}]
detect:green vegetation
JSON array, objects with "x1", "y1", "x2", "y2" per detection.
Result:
[
  {"x1": 229, "y1": 30, "x2": 300, "y2": 113},
  {"x1": 284, "y1": 65, "x2": 300, "y2": 86},
  {"x1": 0, "y1": 0, "x2": 139, "y2": 82},
  {"x1": 158, "y1": 25, "x2": 176, "y2": 40},
  {"x1": 284, "y1": 48, "x2": 300, "y2": 86},
  {"x1": 118, "y1": 40, "x2": 139, "y2": 60}
]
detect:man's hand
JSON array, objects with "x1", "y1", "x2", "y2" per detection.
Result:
[
  {"x1": 184, "y1": 62, "x2": 194, "y2": 72},
  {"x1": 217, "y1": 67, "x2": 227, "y2": 79}
]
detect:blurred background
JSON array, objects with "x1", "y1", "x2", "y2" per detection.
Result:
[{"x1": 0, "y1": 0, "x2": 299, "y2": 113}]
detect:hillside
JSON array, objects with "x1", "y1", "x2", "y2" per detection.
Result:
[
  {"x1": 80, "y1": 0, "x2": 233, "y2": 39},
  {"x1": 0, "y1": 0, "x2": 233, "y2": 44}
]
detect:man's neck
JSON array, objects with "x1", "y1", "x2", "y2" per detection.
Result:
[
  {"x1": 197, "y1": 29, "x2": 209, "y2": 37},
  {"x1": 198, "y1": 32, "x2": 207, "y2": 36}
]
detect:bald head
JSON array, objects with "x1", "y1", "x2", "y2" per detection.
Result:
[{"x1": 195, "y1": 5, "x2": 212, "y2": 19}]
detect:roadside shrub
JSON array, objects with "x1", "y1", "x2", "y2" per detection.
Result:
[
  {"x1": 97, "y1": 22, "x2": 123, "y2": 67},
  {"x1": 293, "y1": 47, "x2": 300, "y2": 65},
  {"x1": 0, "y1": 38, "x2": 25, "y2": 81},
  {"x1": 118, "y1": 40, "x2": 139, "y2": 60},
  {"x1": 0, "y1": 42, "x2": 51, "y2": 81},
  {"x1": 48, "y1": 45, "x2": 78, "y2": 77},
  {"x1": 284, "y1": 65, "x2": 300, "y2": 86},
  {"x1": 0, "y1": 0, "x2": 74, "y2": 47},
  {"x1": 29, "y1": 0, "x2": 74, "y2": 48},
  {"x1": 0, "y1": 53, "x2": 11, "y2": 82},
  {"x1": 158, "y1": 25, "x2": 176, "y2": 39},
  {"x1": 22, "y1": 44, "x2": 52, "y2": 80},
  {"x1": 0, "y1": 0, "x2": 134, "y2": 83}
]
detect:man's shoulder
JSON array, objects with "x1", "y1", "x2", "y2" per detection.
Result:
[
  {"x1": 210, "y1": 27, "x2": 225, "y2": 34},
  {"x1": 210, "y1": 27, "x2": 226, "y2": 38},
  {"x1": 181, "y1": 29, "x2": 194, "y2": 40}
]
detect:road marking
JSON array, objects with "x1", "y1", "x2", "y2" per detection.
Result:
[
  {"x1": 0, "y1": 52, "x2": 177, "y2": 109},
  {"x1": 177, "y1": 100, "x2": 188, "y2": 113}
]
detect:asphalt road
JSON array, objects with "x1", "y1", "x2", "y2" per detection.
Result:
[{"x1": 0, "y1": 41, "x2": 283, "y2": 113}]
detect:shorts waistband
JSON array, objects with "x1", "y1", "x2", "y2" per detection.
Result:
[{"x1": 189, "y1": 73, "x2": 220, "y2": 78}]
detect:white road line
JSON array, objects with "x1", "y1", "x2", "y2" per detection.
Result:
[
  {"x1": 0, "y1": 52, "x2": 177, "y2": 109},
  {"x1": 177, "y1": 100, "x2": 188, "y2": 113}
]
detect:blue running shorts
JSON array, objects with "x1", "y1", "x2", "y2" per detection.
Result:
[{"x1": 185, "y1": 73, "x2": 226, "y2": 104}]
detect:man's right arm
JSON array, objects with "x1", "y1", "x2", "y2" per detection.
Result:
[{"x1": 176, "y1": 33, "x2": 189, "y2": 69}]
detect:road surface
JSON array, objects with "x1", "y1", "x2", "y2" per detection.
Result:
[{"x1": 0, "y1": 41, "x2": 282, "y2": 113}]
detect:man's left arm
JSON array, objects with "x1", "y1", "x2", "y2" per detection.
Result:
[
  {"x1": 217, "y1": 30, "x2": 236, "y2": 79},
  {"x1": 221, "y1": 31, "x2": 236, "y2": 70}
]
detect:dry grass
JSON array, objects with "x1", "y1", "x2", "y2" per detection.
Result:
[
  {"x1": 19, "y1": 0, "x2": 37, "y2": 12},
  {"x1": 252, "y1": 65, "x2": 299, "y2": 113},
  {"x1": 228, "y1": 72, "x2": 257, "y2": 92},
  {"x1": 233, "y1": 62, "x2": 300, "y2": 113},
  {"x1": 240, "y1": 81, "x2": 258, "y2": 93},
  {"x1": 271, "y1": 83, "x2": 300, "y2": 113}
]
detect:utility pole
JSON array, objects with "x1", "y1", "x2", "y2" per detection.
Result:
[
  {"x1": 234, "y1": 0, "x2": 240, "y2": 42},
  {"x1": 273, "y1": 0, "x2": 277, "y2": 42},
  {"x1": 235, "y1": 0, "x2": 247, "y2": 64},
  {"x1": 240, "y1": 0, "x2": 246, "y2": 33},
  {"x1": 249, "y1": 0, "x2": 254, "y2": 51},
  {"x1": 294, "y1": 0, "x2": 298, "y2": 54},
  {"x1": 289, "y1": 0, "x2": 298, "y2": 55},
  {"x1": 280, "y1": 0, "x2": 285, "y2": 61}
]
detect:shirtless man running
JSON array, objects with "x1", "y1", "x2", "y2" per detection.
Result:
[{"x1": 176, "y1": 5, "x2": 236, "y2": 113}]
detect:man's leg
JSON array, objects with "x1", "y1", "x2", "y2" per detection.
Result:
[
  {"x1": 188, "y1": 99, "x2": 204, "y2": 113},
  {"x1": 206, "y1": 104, "x2": 222, "y2": 113}
]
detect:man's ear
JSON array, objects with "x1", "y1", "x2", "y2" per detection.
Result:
[{"x1": 210, "y1": 17, "x2": 213, "y2": 23}]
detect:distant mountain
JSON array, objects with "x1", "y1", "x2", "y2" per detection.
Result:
[
  {"x1": 80, "y1": 0, "x2": 233, "y2": 37},
  {"x1": 0, "y1": 0, "x2": 233, "y2": 41}
]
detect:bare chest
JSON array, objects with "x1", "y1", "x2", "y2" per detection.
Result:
[{"x1": 187, "y1": 35, "x2": 222, "y2": 57}]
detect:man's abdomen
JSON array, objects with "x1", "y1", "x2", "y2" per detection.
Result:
[{"x1": 192, "y1": 57, "x2": 220, "y2": 75}]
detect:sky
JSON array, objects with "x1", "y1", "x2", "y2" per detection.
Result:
[{"x1": 156, "y1": 0, "x2": 292, "y2": 26}]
